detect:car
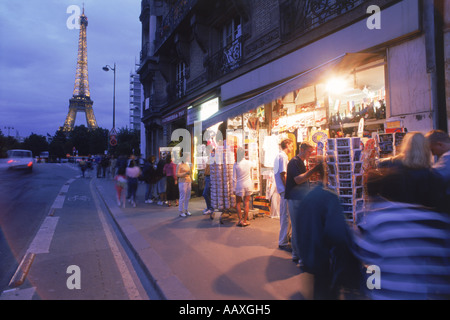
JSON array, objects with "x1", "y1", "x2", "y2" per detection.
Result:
[
  {"x1": 39, "y1": 151, "x2": 49, "y2": 163},
  {"x1": 6, "y1": 149, "x2": 34, "y2": 172}
]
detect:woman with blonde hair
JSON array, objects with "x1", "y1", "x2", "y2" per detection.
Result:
[
  {"x1": 396, "y1": 132, "x2": 431, "y2": 168},
  {"x1": 376, "y1": 131, "x2": 446, "y2": 211}
]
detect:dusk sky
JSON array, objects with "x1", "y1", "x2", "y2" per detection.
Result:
[{"x1": 0, "y1": 0, "x2": 142, "y2": 138}]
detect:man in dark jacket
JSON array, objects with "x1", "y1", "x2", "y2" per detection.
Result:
[
  {"x1": 155, "y1": 153, "x2": 167, "y2": 205},
  {"x1": 292, "y1": 164, "x2": 361, "y2": 299},
  {"x1": 143, "y1": 155, "x2": 156, "y2": 203}
]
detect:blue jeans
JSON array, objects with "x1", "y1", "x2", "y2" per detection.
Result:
[
  {"x1": 278, "y1": 192, "x2": 291, "y2": 246},
  {"x1": 145, "y1": 183, "x2": 156, "y2": 200},
  {"x1": 288, "y1": 199, "x2": 303, "y2": 261},
  {"x1": 203, "y1": 176, "x2": 213, "y2": 211},
  {"x1": 127, "y1": 177, "x2": 138, "y2": 202}
]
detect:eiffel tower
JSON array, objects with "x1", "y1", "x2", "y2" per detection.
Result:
[{"x1": 62, "y1": 6, "x2": 97, "y2": 132}]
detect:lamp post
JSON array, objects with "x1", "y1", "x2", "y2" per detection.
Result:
[
  {"x1": 102, "y1": 63, "x2": 116, "y2": 129},
  {"x1": 4, "y1": 126, "x2": 14, "y2": 136}
]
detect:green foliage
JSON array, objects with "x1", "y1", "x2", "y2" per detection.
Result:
[
  {"x1": 0, "y1": 129, "x2": 21, "y2": 158},
  {"x1": 21, "y1": 133, "x2": 49, "y2": 157},
  {"x1": 110, "y1": 127, "x2": 141, "y2": 157},
  {"x1": 0, "y1": 126, "x2": 140, "y2": 159}
]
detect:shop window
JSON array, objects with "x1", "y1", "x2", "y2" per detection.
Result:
[{"x1": 327, "y1": 60, "x2": 386, "y2": 136}]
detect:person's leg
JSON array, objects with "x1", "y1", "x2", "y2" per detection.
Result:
[
  {"x1": 203, "y1": 176, "x2": 212, "y2": 211},
  {"x1": 145, "y1": 183, "x2": 150, "y2": 201},
  {"x1": 278, "y1": 193, "x2": 291, "y2": 246},
  {"x1": 288, "y1": 199, "x2": 301, "y2": 262},
  {"x1": 243, "y1": 195, "x2": 250, "y2": 224},
  {"x1": 179, "y1": 182, "x2": 186, "y2": 213},
  {"x1": 236, "y1": 195, "x2": 242, "y2": 225},
  {"x1": 185, "y1": 182, "x2": 191, "y2": 214}
]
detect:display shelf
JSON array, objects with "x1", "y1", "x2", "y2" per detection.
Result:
[{"x1": 326, "y1": 137, "x2": 365, "y2": 223}]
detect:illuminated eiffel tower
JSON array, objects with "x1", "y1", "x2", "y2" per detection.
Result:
[{"x1": 62, "y1": 6, "x2": 97, "y2": 132}]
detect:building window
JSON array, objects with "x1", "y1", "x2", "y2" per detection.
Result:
[
  {"x1": 176, "y1": 61, "x2": 186, "y2": 98},
  {"x1": 221, "y1": 15, "x2": 242, "y2": 48}
]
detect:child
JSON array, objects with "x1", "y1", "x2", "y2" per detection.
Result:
[{"x1": 114, "y1": 166, "x2": 127, "y2": 207}]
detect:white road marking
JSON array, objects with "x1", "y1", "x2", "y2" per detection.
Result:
[
  {"x1": 89, "y1": 180, "x2": 143, "y2": 300},
  {"x1": 0, "y1": 287, "x2": 36, "y2": 300},
  {"x1": 3, "y1": 177, "x2": 75, "y2": 297},
  {"x1": 26, "y1": 217, "x2": 59, "y2": 254}
]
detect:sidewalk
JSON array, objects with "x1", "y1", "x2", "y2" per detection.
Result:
[{"x1": 93, "y1": 178, "x2": 313, "y2": 300}]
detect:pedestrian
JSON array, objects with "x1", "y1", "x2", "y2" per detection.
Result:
[
  {"x1": 202, "y1": 159, "x2": 214, "y2": 217},
  {"x1": 177, "y1": 159, "x2": 192, "y2": 217},
  {"x1": 274, "y1": 139, "x2": 294, "y2": 251},
  {"x1": 101, "y1": 156, "x2": 109, "y2": 178},
  {"x1": 232, "y1": 147, "x2": 255, "y2": 227},
  {"x1": 156, "y1": 153, "x2": 167, "y2": 205},
  {"x1": 377, "y1": 131, "x2": 447, "y2": 212},
  {"x1": 292, "y1": 163, "x2": 362, "y2": 300},
  {"x1": 114, "y1": 166, "x2": 127, "y2": 207},
  {"x1": 79, "y1": 157, "x2": 87, "y2": 178},
  {"x1": 354, "y1": 170, "x2": 450, "y2": 300},
  {"x1": 86, "y1": 157, "x2": 93, "y2": 178},
  {"x1": 285, "y1": 141, "x2": 322, "y2": 263},
  {"x1": 143, "y1": 155, "x2": 157, "y2": 203},
  {"x1": 164, "y1": 155, "x2": 179, "y2": 207},
  {"x1": 425, "y1": 129, "x2": 450, "y2": 206},
  {"x1": 126, "y1": 160, "x2": 141, "y2": 207},
  {"x1": 109, "y1": 155, "x2": 117, "y2": 179},
  {"x1": 95, "y1": 154, "x2": 102, "y2": 178}
]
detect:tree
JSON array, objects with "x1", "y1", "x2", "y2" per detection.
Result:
[
  {"x1": 68, "y1": 125, "x2": 90, "y2": 156},
  {"x1": 21, "y1": 133, "x2": 49, "y2": 157},
  {"x1": 88, "y1": 128, "x2": 109, "y2": 155},
  {"x1": 0, "y1": 129, "x2": 20, "y2": 158},
  {"x1": 49, "y1": 129, "x2": 69, "y2": 159},
  {"x1": 112, "y1": 128, "x2": 140, "y2": 157}
]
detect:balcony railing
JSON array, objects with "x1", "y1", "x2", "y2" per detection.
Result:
[
  {"x1": 280, "y1": 0, "x2": 365, "y2": 41},
  {"x1": 205, "y1": 36, "x2": 243, "y2": 82},
  {"x1": 155, "y1": 0, "x2": 198, "y2": 50}
]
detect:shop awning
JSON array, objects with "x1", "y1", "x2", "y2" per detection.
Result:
[{"x1": 201, "y1": 52, "x2": 383, "y2": 130}]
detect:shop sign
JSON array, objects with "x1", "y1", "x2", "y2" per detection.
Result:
[
  {"x1": 162, "y1": 109, "x2": 186, "y2": 124},
  {"x1": 187, "y1": 98, "x2": 219, "y2": 125}
]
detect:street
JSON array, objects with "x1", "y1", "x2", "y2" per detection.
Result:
[{"x1": 0, "y1": 162, "x2": 158, "y2": 300}]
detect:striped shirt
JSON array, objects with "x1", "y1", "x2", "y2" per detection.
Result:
[{"x1": 355, "y1": 199, "x2": 450, "y2": 300}]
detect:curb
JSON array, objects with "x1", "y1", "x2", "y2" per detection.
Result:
[{"x1": 93, "y1": 179, "x2": 195, "y2": 300}]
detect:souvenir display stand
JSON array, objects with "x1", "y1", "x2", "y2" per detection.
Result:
[
  {"x1": 210, "y1": 145, "x2": 236, "y2": 215},
  {"x1": 326, "y1": 137, "x2": 364, "y2": 223},
  {"x1": 376, "y1": 132, "x2": 406, "y2": 158}
]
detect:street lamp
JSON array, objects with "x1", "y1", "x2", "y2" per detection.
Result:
[
  {"x1": 4, "y1": 126, "x2": 14, "y2": 136},
  {"x1": 102, "y1": 63, "x2": 116, "y2": 129}
]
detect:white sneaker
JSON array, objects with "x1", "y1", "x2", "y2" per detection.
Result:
[
  {"x1": 157, "y1": 201, "x2": 163, "y2": 205},
  {"x1": 132, "y1": 201, "x2": 136, "y2": 208},
  {"x1": 185, "y1": 211, "x2": 192, "y2": 216},
  {"x1": 179, "y1": 212, "x2": 187, "y2": 217}
]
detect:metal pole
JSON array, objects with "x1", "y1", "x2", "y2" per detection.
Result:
[{"x1": 113, "y1": 63, "x2": 116, "y2": 129}]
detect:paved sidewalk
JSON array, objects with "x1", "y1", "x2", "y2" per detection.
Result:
[{"x1": 93, "y1": 178, "x2": 313, "y2": 300}]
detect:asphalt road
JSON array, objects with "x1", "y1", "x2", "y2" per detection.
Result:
[{"x1": 0, "y1": 162, "x2": 157, "y2": 300}]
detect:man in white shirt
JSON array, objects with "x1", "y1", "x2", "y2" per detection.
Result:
[
  {"x1": 273, "y1": 139, "x2": 294, "y2": 251},
  {"x1": 426, "y1": 130, "x2": 450, "y2": 197}
]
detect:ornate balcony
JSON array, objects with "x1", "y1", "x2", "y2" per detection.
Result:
[
  {"x1": 280, "y1": 0, "x2": 365, "y2": 41},
  {"x1": 155, "y1": 0, "x2": 199, "y2": 51},
  {"x1": 205, "y1": 36, "x2": 243, "y2": 82}
]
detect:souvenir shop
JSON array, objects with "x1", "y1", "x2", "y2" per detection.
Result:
[{"x1": 197, "y1": 55, "x2": 407, "y2": 224}]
